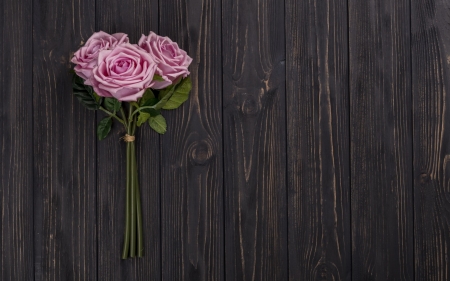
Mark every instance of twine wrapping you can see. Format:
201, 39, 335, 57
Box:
121, 134, 135, 142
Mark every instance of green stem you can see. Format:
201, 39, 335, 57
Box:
135, 160, 144, 257
127, 104, 134, 130
121, 142, 132, 259
121, 104, 135, 259
121, 104, 145, 259
129, 142, 137, 257
120, 107, 127, 121
130, 105, 154, 117
128, 106, 139, 258
130, 115, 144, 257
131, 114, 137, 135
119, 107, 128, 130
99, 107, 127, 126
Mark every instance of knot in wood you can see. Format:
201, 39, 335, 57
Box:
420, 173, 430, 183
242, 96, 260, 115
190, 140, 213, 165
313, 261, 339, 280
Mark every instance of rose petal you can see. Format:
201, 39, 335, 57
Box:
90, 43, 157, 101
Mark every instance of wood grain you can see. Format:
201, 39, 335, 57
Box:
222, 0, 287, 279
5, 0, 450, 279
32, 0, 97, 279
286, 0, 351, 279
95, 0, 161, 280
412, 0, 450, 279
159, 0, 224, 280
349, 0, 414, 279
0, 0, 33, 280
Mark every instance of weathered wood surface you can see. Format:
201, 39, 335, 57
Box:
222, 0, 288, 279
412, 0, 450, 279
349, 0, 414, 280
1, 0, 450, 280
286, 0, 351, 279
32, 0, 97, 279
0, 0, 33, 280
159, 0, 224, 280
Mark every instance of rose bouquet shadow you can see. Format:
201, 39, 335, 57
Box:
71, 31, 192, 259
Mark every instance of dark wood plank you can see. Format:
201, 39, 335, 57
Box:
412, 0, 450, 279
348, 0, 414, 279
159, 0, 223, 279
32, 0, 97, 279
286, 0, 351, 279
222, 0, 287, 279
0, 0, 33, 279
95, 1, 160, 280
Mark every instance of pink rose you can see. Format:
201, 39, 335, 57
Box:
71, 31, 129, 82
138, 32, 192, 89
91, 43, 158, 101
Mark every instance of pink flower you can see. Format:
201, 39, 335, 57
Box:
71, 31, 129, 82
91, 43, 158, 101
138, 32, 192, 89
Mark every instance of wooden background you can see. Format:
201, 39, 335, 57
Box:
2, 0, 450, 279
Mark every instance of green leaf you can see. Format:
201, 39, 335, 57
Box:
73, 89, 100, 110
158, 83, 175, 100
149, 108, 160, 116
104, 97, 121, 112
141, 107, 160, 117
139, 89, 155, 106
93, 92, 101, 103
97, 117, 112, 140
132, 81, 179, 117
153, 74, 165, 82
153, 82, 179, 110
142, 97, 158, 107
148, 115, 167, 134
72, 74, 86, 90
154, 97, 169, 110
137, 112, 150, 127
72, 74, 101, 110
139, 94, 160, 116
162, 77, 192, 109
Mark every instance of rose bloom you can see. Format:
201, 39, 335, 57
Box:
91, 43, 158, 101
138, 32, 192, 89
71, 31, 129, 82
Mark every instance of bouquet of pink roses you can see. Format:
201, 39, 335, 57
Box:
71, 31, 192, 259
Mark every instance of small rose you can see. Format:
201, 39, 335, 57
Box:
138, 32, 193, 89
71, 31, 129, 82
91, 43, 158, 101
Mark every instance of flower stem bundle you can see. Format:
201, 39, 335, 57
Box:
71, 31, 192, 259
120, 104, 144, 258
